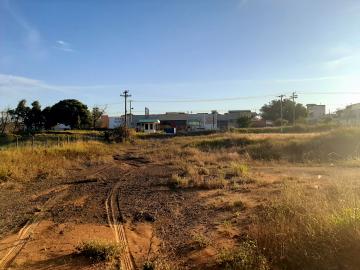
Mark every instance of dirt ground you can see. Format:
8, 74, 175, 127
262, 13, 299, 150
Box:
0, 141, 358, 269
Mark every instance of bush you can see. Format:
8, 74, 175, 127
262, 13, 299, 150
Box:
104, 127, 135, 143
76, 240, 122, 262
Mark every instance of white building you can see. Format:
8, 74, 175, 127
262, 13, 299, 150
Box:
137, 119, 160, 133
307, 104, 326, 122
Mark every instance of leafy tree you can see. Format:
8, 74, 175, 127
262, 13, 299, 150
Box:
260, 99, 307, 123
10, 99, 30, 132
50, 99, 91, 129
237, 116, 252, 128
91, 107, 105, 129
25, 101, 44, 131
42, 106, 55, 130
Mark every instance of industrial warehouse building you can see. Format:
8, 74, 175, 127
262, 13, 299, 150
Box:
101, 110, 256, 131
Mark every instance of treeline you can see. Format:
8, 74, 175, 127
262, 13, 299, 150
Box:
0, 99, 104, 135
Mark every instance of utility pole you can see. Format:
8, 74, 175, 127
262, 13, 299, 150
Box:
120, 90, 131, 127
129, 100, 134, 128
290, 92, 298, 126
278, 94, 286, 133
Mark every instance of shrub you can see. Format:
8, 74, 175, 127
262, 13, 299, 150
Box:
104, 126, 135, 143
76, 240, 122, 262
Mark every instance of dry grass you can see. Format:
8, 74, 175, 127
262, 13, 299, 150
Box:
216, 240, 269, 270
0, 141, 114, 183
187, 128, 360, 163
157, 128, 360, 269
250, 175, 360, 270
2, 128, 360, 269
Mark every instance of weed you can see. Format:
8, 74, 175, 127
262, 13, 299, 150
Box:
143, 261, 155, 270
232, 200, 246, 210
226, 163, 249, 178
191, 233, 211, 249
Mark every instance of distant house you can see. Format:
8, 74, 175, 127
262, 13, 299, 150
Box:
307, 104, 326, 122
136, 119, 160, 133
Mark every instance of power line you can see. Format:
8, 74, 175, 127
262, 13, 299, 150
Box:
290, 92, 298, 125
92, 91, 360, 108
120, 90, 131, 127
278, 94, 286, 133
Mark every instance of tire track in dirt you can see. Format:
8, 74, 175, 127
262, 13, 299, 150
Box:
0, 164, 114, 270
0, 185, 68, 269
105, 171, 136, 270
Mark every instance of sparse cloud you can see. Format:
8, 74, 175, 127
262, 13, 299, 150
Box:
2, 0, 43, 52
54, 40, 75, 52
324, 44, 360, 70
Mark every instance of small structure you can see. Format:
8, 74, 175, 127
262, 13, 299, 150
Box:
137, 119, 160, 133
307, 104, 326, 122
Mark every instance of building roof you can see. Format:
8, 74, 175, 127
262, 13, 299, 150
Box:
138, 119, 160, 123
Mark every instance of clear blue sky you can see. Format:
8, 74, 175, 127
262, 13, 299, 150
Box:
1, 0, 360, 115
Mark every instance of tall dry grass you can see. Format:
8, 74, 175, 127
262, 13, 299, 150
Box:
250, 175, 360, 270
189, 128, 360, 163
0, 141, 114, 183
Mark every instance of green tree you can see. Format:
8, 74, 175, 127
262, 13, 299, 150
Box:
26, 101, 44, 131
237, 116, 252, 128
10, 99, 30, 132
42, 106, 55, 130
260, 99, 307, 123
50, 99, 91, 129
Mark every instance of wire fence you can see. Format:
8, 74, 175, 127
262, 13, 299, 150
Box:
0, 134, 105, 150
